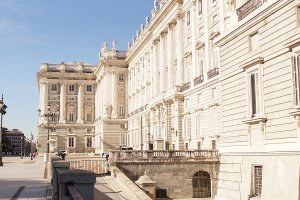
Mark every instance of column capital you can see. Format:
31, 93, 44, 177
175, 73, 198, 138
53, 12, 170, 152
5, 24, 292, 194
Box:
160, 32, 167, 38
176, 13, 184, 20
168, 23, 175, 31
40, 78, 48, 85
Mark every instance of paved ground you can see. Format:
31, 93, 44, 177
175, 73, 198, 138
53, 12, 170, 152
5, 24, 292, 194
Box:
0, 156, 50, 200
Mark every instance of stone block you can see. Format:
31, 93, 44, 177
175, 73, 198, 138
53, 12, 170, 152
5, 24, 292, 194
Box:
57, 169, 96, 200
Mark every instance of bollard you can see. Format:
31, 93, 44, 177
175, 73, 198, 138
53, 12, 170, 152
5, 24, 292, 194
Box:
52, 161, 70, 200
57, 169, 96, 200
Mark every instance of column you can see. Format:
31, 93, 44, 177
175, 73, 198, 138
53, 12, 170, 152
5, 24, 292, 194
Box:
150, 46, 154, 98
152, 41, 159, 96
40, 79, 47, 116
77, 82, 83, 124
219, 0, 225, 34
59, 82, 66, 123
160, 33, 166, 93
191, 1, 198, 84
176, 14, 184, 85
111, 71, 118, 119
167, 23, 174, 89
203, 0, 210, 80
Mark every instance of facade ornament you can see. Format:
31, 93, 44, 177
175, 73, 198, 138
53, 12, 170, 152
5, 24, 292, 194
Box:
102, 42, 108, 51
226, 0, 236, 11
146, 17, 150, 26
153, 0, 159, 11
112, 40, 116, 50
140, 24, 145, 32
160, 0, 165, 8
127, 42, 131, 50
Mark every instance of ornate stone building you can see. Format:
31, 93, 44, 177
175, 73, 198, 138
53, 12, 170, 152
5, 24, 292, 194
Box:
37, 0, 300, 198
94, 42, 128, 154
37, 62, 96, 153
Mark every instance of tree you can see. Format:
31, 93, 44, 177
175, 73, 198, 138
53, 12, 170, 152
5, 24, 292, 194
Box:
1, 127, 14, 154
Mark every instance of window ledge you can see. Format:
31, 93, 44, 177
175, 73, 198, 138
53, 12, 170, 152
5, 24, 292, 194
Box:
240, 56, 264, 70
289, 108, 300, 118
243, 117, 267, 125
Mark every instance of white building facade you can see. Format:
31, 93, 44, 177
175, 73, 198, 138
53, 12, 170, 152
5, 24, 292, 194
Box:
37, 62, 96, 153
36, 0, 300, 198
94, 42, 128, 154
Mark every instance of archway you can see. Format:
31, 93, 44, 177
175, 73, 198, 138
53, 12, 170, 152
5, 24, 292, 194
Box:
192, 171, 211, 198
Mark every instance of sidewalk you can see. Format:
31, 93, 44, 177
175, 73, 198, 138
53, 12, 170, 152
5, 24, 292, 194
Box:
0, 156, 50, 200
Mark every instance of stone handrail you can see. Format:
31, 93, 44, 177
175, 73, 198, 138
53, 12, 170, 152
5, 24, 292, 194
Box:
109, 150, 220, 162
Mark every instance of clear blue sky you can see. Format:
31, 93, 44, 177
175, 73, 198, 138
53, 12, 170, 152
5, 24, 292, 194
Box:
0, 0, 153, 138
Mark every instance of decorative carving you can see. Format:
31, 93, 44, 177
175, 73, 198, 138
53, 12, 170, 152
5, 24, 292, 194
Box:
226, 0, 236, 11
104, 104, 112, 119
154, 0, 159, 11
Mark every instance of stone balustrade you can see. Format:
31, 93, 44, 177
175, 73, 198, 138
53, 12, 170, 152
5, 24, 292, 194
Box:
109, 150, 220, 163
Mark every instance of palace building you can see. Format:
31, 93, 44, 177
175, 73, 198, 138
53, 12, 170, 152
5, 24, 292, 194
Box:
37, 0, 300, 198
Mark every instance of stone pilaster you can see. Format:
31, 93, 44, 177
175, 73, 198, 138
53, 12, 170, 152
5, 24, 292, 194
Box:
59, 82, 66, 123
77, 82, 84, 124
160, 33, 166, 93
176, 14, 184, 85
191, 1, 198, 85
167, 23, 174, 90
152, 40, 159, 96
111, 71, 118, 119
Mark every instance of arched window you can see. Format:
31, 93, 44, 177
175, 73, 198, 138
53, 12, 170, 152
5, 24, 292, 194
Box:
192, 171, 211, 198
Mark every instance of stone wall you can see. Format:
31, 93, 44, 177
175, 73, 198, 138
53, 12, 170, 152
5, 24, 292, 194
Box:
116, 161, 220, 199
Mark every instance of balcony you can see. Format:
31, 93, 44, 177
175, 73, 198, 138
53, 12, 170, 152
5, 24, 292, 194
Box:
180, 82, 191, 92
207, 68, 219, 79
236, 0, 268, 21
193, 75, 204, 86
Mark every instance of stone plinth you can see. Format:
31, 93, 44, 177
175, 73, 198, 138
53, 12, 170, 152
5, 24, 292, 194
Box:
136, 171, 157, 200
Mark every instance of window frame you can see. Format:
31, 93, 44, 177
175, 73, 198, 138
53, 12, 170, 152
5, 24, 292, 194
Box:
68, 84, 75, 93
246, 65, 264, 119
68, 137, 75, 148
86, 85, 92, 92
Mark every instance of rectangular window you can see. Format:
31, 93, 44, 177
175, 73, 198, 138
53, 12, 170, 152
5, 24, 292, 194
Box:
86, 85, 92, 92
119, 74, 124, 82
119, 105, 125, 118
248, 71, 260, 117
198, 0, 202, 15
292, 55, 300, 106
86, 138, 92, 148
249, 31, 259, 51
196, 112, 202, 136
185, 143, 189, 150
51, 84, 57, 91
86, 114, 92, 122
69, 113, 74, 122
253, 166, 263, 196
69, 84, 75, 92
68, 137, 74, 148
186, 11, 191, 26
212, 140, 216, 149
197, 142, 201, 150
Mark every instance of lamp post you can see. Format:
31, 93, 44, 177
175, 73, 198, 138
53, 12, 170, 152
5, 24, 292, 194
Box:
39, 104, 59, 154
30, 133, 33, 160
21, 135, 23, 159
0, 94, 7, 166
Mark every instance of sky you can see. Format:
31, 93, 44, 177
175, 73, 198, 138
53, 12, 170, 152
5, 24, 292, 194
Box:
0, 0, 154, 138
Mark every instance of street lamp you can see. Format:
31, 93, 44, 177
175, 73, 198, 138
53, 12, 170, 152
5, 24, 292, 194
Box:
38, 104, 59, 154
0, 94, 7, 166
30, 133, 33, 160
21, 135, 23, 159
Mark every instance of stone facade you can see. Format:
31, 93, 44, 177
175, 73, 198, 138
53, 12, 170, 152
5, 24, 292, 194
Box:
37, 62, 96, 153
94, 43, 128, 154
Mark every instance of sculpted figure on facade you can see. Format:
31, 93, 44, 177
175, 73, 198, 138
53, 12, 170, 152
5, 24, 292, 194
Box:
112, 40, 116, 50
226, 0, 236, 11
104, 104, 112, 119
153, 0, 159, 11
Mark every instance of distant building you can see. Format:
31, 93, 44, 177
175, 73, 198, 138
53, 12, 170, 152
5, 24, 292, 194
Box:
6, 129, 25, 155
36, 62, 96, 153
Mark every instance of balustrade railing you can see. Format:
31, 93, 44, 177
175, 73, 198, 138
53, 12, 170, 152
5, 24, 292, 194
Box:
193, 75, 204, 86
236, 0, 268, 21
110, 150, 219, 162
207, 68, 219, 79
180, 82, 191, 92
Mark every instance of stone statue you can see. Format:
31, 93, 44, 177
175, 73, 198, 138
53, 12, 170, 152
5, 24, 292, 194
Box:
112, 40, 116, 50
104, 104, 112, 118
145, 17, 150, 26
102, 42, 108, 51
226, 0, 236, 11
140, 24, 144, 32
153, 0, 159, 11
